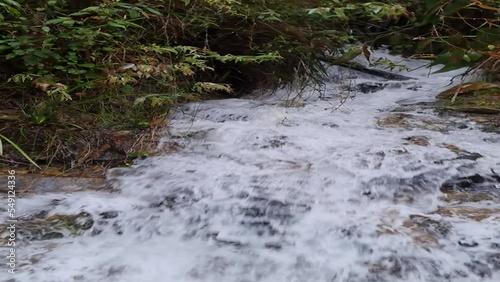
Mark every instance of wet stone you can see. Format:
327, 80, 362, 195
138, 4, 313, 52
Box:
367, 256, 418, 279
256, 135, 288, 149
321, 122, 339, 128
238, 197, 310, 237
2, 175, 108, 194
403, 135, 429, 146
40, 231, 65, 240
483, 136, 500, 143
365, 173, 443, 197
99, 211, 119, 219
153, 188, 199, 209
435, 206, 500, 221
458, 238, 479, 247
0, 211, 94, 242
398, 215, 449, 247
408, 215, 451, 237
491, 243, 500, 249
354, 82, 387, 94
465, 260, 492, 278
486, 253, 500, 270
264, 242, 282, 250
440, 173, 500, 202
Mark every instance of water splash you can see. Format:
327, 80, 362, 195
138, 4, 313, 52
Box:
3, 50, 500, 282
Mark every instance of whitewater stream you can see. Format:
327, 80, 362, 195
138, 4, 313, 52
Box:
2, 51, 500, 282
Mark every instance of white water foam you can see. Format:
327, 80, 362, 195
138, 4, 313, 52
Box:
3, 50, 500, 282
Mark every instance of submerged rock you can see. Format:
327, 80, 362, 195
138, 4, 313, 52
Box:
435, 206, 500, 221
440, 173, 500, 202
0, 212, 94, 243
403, 135, 429, 146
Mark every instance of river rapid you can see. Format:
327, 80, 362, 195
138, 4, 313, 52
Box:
2, 50, 500, 282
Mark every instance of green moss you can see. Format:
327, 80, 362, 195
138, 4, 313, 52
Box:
445, 87, 500, 114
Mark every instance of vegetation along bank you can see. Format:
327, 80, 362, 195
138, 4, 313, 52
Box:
0, 0, 498, 174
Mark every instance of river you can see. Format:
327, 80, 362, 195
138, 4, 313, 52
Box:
2, 50, 500, 282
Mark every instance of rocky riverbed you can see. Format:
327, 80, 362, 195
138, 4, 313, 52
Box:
1, 50, 499, 282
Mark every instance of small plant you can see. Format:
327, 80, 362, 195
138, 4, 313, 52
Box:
0, 134, 41, 169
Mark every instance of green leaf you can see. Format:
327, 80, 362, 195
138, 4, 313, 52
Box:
141, 5, 162, 15
77, 63, 97, 68
5, 53, 17, 59
46, 17, 70, 25
108, 21, 126, 29
432, 60, 470, 73
62, 20, 75, 26
0, 134, 41, 169
42, 26, 50, 32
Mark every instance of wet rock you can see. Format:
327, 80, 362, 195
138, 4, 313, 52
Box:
238, 197, 310, 237
403, 136, 429, 146
40, 232, 65, 240
355, 82, 387, 93
379, 113, 442, 131
377, 113, 412, 128
486, 253, 500, 270
484, 136, 500, 143
339, 63, 414, 81
2, 175, 108, 194
434, 144, 483, 164
214, 234, 246, 247
340, 225, 360, 238
241, 206, 266, 217
491, 243, 500, 249
440, 173, 500, 202
278, 99, 306, 108
458, 238, 479, 247
257, 135, 288, 149
99, 211, 119, 219
216, 113, 249, 122
112, 221, 123, 235
153, 188, 199, 209
468, 114, 500, 133
407, 215, 451, 237
240, 220, 278, 236
392, 101, 437, 112
465, 260, 492, 278
440, 143, 475, 156
367, 256, 418, 279
393, 194, 414, 204
91, 229, 103, 236
435, 206, 500, 221
398, 215, 449, 247
264, 242, 282, 250
436, 82, 500, 99
366, 173, 443, 197
321, 122, 339, 128
0, 211, 94, 242
438, 83, 500, 115
47, 212, 94, 231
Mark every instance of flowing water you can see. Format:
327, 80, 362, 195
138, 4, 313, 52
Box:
2, 51, 500, 282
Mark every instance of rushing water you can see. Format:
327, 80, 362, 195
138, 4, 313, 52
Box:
2, 51, 500, 282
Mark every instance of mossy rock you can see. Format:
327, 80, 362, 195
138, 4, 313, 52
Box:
437, 83, 500, 114
0, 212, 94, 242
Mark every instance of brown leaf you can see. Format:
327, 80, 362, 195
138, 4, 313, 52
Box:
436, 82, 500, 99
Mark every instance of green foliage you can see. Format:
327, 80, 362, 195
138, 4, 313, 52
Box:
418, 0, 500, 77
1, 0, 413, 128
365, 0, 500, 79
0, 0, 423, 168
